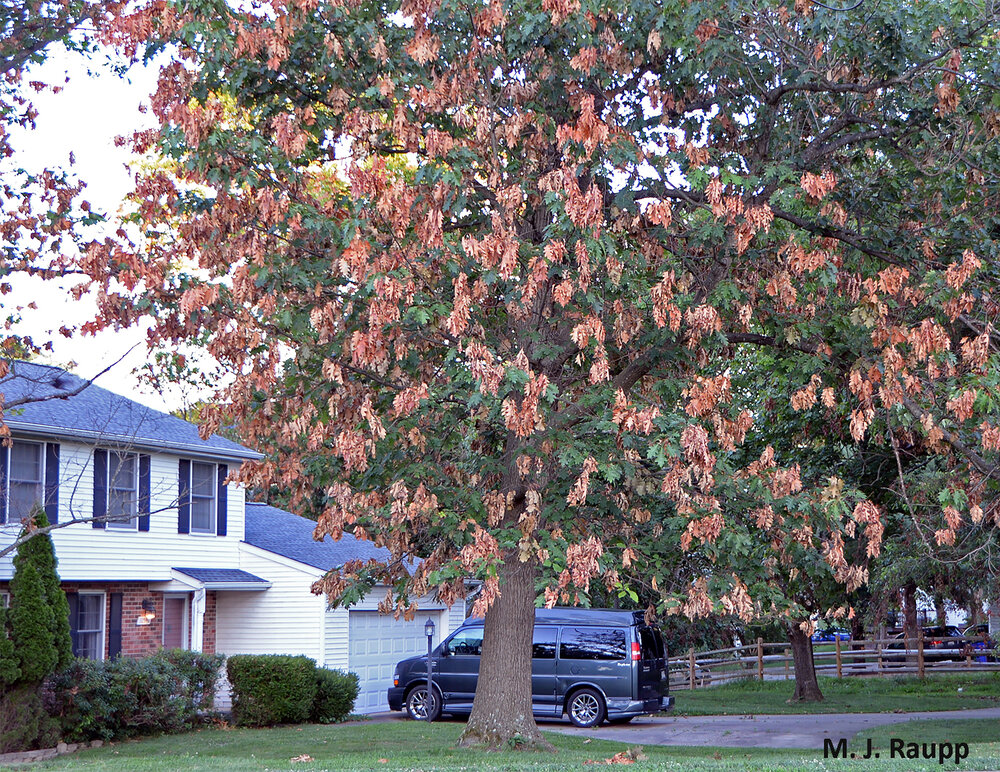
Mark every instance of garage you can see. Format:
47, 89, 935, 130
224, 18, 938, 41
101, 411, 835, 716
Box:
348, 609, 445, 713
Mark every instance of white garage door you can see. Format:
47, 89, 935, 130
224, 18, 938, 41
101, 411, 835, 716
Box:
348, 610, 443, 713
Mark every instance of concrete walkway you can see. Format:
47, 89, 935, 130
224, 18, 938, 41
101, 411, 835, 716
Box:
546, 708, 1000, 749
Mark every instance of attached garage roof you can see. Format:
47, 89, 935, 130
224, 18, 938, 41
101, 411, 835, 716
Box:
172, 567, 271, 589
244, 502, 407, 572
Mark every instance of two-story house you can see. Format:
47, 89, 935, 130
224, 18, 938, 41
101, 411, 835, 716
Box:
0, 361, 463, 712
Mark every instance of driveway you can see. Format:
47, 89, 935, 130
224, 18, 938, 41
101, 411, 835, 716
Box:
547, 708, 1000, 749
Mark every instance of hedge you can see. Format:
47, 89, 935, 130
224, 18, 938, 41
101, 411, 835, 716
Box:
46, 650, 225, 742
226, 654, 318, 726
312, 669, 359, 724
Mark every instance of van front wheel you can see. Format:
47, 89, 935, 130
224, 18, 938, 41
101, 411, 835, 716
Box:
567, 688, 606, 728
405, 685, 442, 722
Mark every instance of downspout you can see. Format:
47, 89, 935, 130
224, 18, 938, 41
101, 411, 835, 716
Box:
191, 587, 206, 652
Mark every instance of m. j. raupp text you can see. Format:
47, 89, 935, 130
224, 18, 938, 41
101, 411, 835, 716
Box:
824, 738, 971, 764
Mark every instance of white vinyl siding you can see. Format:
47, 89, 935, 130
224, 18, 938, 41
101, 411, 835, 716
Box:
0, 442, 247, 581
106, 452, 139, 530
215, 545, 326, 664
8, 441, 44, 521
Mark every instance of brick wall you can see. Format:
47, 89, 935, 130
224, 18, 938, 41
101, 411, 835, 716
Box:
1, 581, 196, 660
63, 582, 174, 659
203, 591, 217, 654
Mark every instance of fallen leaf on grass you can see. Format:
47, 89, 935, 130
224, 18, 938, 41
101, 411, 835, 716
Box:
378, 760, 388, 764
584, 747, 647, 765
290, 754, 314, 763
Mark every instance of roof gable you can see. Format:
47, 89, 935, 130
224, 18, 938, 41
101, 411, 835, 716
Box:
0, 361, 260, 460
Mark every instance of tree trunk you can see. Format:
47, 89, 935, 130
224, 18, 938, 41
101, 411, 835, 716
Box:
968, 599, 981, 627
787, 622, 823, 702
902, 581, 918, 639
458, 556, 552, 750
934, 595, 947, 627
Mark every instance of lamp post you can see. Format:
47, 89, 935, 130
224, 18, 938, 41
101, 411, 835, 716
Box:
424, 617, 436, 722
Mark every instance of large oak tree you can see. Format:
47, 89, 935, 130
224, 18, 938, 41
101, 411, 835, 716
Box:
93, 0, 999, 745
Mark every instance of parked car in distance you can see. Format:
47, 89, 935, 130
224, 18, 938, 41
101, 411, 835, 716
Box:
963, 624, 997, 661
886, 626, 965, 662
388, 608, 674, 728
811, 627, 851, 643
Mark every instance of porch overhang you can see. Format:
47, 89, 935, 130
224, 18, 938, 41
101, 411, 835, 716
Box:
170, 567, 272, 591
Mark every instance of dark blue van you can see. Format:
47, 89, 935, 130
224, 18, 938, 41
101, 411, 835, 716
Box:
388, 608, 673, 727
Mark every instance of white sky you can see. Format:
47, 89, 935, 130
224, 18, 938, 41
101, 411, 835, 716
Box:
7, 46, 194, 411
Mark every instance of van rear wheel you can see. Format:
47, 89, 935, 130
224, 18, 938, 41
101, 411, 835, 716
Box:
567, 688, 606, 728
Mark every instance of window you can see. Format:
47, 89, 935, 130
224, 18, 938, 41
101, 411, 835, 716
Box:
70, 593, 105, 660
106, 452, 138, 529
532, 626, 557, 659
638, 627, 664, 661
559, 627, 627, 661
8, 441, 43, 520
445, 629, 484, 656
0, 592, 9, 608
190, 462, 216, 534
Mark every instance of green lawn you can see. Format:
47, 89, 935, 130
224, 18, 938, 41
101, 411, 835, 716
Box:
674, 673, 1000, 715
6, 719, 999, 772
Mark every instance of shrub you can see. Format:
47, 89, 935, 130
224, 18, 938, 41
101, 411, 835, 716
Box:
9, 561, 57, 683
46, 659, 115, 742
152, 648, 225, 712
311, 669, 359, 724
226, 654, 318, 726
47, 651, 225, 742
0, 685, 60, 754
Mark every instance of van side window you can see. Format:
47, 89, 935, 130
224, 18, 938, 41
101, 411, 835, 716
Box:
532, 626, 557, 659
446, 629, 484, 656
559, 627, 626, 661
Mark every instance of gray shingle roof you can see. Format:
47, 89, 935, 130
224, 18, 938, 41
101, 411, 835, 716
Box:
0, 361, 260, 461
172, 567, 270, 585
244, 502, 408, 572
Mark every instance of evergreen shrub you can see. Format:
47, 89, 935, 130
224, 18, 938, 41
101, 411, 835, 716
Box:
226, 654, 318, 726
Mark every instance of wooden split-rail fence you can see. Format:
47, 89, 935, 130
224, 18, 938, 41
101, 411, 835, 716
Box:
668, 636, 1000, 690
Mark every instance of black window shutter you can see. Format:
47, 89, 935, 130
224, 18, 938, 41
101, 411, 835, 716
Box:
67, 593, 80, 656
178, 459, 190, 534
108, 593, 123, 658
216, 464, 228, 537
0, 445, 7, 525
92, 450, 107, 529
138, 455, 151, 532
45, 443, 60, 524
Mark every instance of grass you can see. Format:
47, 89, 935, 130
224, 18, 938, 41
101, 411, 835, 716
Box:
674, 672, 1000, 715
854, 718, 1000, 749
6, 719, 1000, 772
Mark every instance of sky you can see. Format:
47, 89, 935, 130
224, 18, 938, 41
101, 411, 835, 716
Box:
8, 45, 190, 411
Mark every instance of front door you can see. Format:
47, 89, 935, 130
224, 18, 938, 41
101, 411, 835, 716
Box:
163, 596, 188, 649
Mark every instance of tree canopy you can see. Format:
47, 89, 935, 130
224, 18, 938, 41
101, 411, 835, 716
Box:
87, 0, 1000, 746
